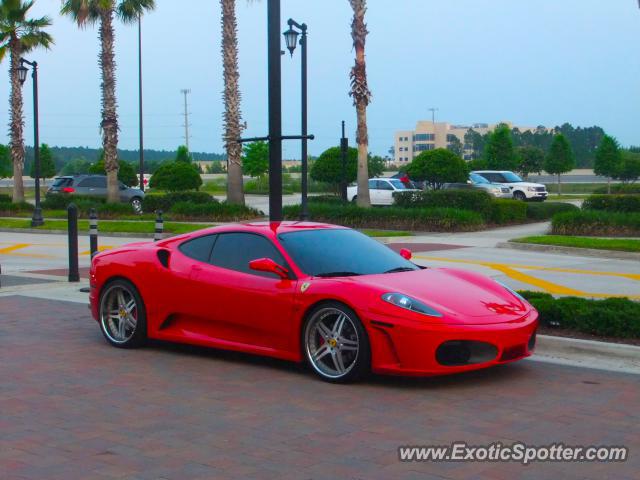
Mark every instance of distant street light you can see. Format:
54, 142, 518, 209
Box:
18, 58, 43, 227
283, 18, 309, 220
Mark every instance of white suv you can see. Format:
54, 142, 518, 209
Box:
472, 170, 548, 201
347, 178, 419, 205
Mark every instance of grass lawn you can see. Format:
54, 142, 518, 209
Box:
0, 218, 412, 238
512, 235, 640, 253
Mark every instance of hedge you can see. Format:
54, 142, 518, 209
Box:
0, 201, 34, 214
593, 184, 640, 195
0, 193, 11, 203
394, 189, 494, 215
552, 210, 640, 237
169, 201, 261, 221
525, 202, 579, 220
41, 194, 106, 210
308, 195, 345, 205
582, 194, 640, 213
142, 192, 215, 213
284, 203, 484, 231
519, 291, 640, 339
488, 199, 527, 224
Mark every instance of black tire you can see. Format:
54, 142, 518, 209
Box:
351, 195, 358, 204
98, 279, 147, 349
302, 301, 370, 383
513, 191, 527, 201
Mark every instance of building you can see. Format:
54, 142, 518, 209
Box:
394, 121, 537, 164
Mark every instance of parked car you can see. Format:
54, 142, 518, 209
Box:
347, 178, 419, 206
443, 173, 512, 198
472, 170, 548, 201
47, 175, 145, 212
90, 222, 538, 382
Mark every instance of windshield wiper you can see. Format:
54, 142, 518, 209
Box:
315, 271, 362, 278
383, 267, 417, 274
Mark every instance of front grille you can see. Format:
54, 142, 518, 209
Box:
500, 344, 527, 362
436, 340, 498, 366
535, 187, 546, 192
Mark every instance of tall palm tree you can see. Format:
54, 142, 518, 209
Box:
0, 0, 53, 203
348, 0, 371, 207
60, 0, 154, 202
221, 0, 244, 205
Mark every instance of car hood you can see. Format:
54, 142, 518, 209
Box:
504, 181, 545, 188
353, 268, 531, 324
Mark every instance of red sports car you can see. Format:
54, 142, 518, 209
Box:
89, 222, 538, 382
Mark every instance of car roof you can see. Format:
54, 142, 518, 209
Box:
175, 221, 347, 239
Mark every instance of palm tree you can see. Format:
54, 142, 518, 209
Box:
60, 0, 155, 202
348, 0, 371, 207
0, 0, 53, 203
221, 0, 244, 205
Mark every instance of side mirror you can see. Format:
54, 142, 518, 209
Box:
249, 257, 289, 279
399, 248, 412, 260
466, 179, 472, 184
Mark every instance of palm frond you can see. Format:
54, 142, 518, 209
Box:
60, 0, 101, 26
116, 0, 155, 23
20, 30, 53, 51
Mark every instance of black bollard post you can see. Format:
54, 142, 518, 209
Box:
89, 208, 98, 258
154, 210, 164, 242
68, 203, 80, 282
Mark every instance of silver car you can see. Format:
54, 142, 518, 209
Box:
47, 175, 145, 212
443, 173, 512, 198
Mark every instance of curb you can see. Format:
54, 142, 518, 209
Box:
534, 334, 640, 374
0, 227, 161, 239
497, 241, 640, 261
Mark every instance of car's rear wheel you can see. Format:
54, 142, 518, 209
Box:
351, 195, 357, 203
99, 279, 147, 348
513, 191, 527, 201
130, 197, 143, 214
303, 302, 370, 383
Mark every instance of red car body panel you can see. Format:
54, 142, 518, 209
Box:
89, 222, 537, 376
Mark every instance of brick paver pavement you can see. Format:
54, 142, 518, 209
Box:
1, 295, 639, 480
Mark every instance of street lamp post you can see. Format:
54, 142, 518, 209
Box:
18, 58, 43, 227
138, 15, 145, 191
283, 18, 308, 220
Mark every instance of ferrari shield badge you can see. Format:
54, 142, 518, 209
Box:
301, 282, 311, 293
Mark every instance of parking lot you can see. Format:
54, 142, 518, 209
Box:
1, 294, 639, 479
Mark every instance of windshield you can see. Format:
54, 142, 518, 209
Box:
469, 173, 489, 184
388, 179, 408, 190
502, 172, 523, 182
278, 229, 419, 277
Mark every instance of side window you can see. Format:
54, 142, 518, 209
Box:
483, 173, 498, 183
368, 179, 377, 190
77, 177, 107, 188
179, 234, 217, 263
378, 181, 393, 191
210, 233, 286, 279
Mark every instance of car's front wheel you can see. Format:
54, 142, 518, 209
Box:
513, 191, 527, 201
99, 279, 147, 348
303, 302, 370, 383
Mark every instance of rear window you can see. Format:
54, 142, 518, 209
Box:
52, 178, 72, 188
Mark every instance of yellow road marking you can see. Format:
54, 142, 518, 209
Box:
414, 254, 640, 299
80, 246, 114, 256
0, 243, 31, 254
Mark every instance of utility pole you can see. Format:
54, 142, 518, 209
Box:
428, 107, 438, 125
180, 88, 191, 150
138, 15, 144, 191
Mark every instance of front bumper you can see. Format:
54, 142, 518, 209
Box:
527, 191, 548, 200
367, 312, 538, 376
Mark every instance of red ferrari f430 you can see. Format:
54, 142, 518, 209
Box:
89, 222, 537, 382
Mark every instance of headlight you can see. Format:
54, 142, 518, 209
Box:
527, 187, 536, 192
381, 293, 443, 317
495, 281, 528, 303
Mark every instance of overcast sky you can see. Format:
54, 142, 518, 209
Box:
1, 0, 639, 158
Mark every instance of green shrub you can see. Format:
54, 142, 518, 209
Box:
593, 184, 640, 194
518, 291, 640, 338
149, 161, 202, 191
525, 202, 579, 220
96, 203, 134, 217
0, 201, 34, 214
283, 203, 484, 231
405, 149, 469, 189
308, 195, 345, 205
582, 194, 640, 213
552, 210, 640, 236
0, 193, 11, 202
394, 189, 493, 215
142, 192, 215, 213
41, 194, 105, 210
488, 199, 527, 224
169, 201, 261, 221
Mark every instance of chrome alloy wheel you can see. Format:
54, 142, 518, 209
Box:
305, 307, 360, 379
100, 284, 138, 344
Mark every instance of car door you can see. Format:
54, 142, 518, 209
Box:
190, 232, 299, 353
77, 176, 107, 198
377, 179, 395, 205
368, 179, 381, 204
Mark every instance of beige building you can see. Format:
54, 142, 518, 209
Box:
394, 121, 537, 164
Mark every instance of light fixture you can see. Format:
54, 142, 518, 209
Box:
283, 26, 299, 56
